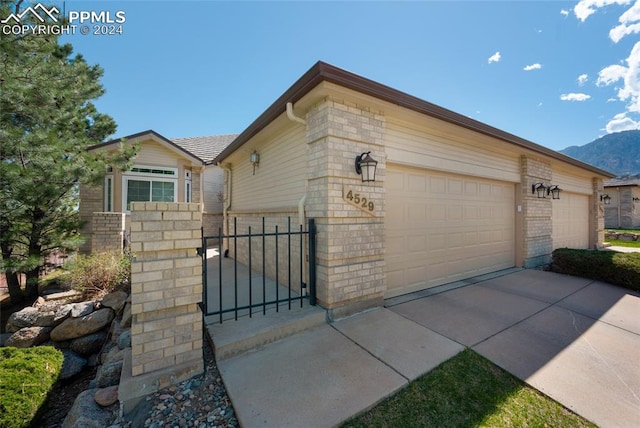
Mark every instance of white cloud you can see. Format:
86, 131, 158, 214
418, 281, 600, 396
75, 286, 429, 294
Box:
577, 74, 589, 85
560, 93, 592, 101
597, 41, 640, 112
607, 97, 618, 102
605, 112, 640, 132
561, 9, 570, 16
524, 63, 542, 71
538, 102, 543, 107
488, 51, 501, 64
574, 0, 631, 22
609, 0, 640, 42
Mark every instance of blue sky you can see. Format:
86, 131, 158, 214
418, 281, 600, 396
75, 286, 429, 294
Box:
50, 0, 640, 151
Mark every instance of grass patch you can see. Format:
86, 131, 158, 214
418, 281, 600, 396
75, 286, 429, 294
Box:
0, 346, 64, 428
342, 350, 594, 428
606, 228, 640, 234
551, 248, 640, 292
606, 239, 640, 248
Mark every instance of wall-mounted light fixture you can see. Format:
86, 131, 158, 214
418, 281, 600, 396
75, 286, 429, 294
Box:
547, 185, 562, 200
355, 151, 378, 182
250, 151, 260, 175
531, 182, 547, 198
601, 194, 612, 205
633, 197, 640, 202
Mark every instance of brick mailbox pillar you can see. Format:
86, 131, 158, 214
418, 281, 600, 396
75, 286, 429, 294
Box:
122, 202, 203, 411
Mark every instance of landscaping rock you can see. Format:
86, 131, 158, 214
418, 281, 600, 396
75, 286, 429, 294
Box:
70, 331, 108, 356
5, 326, 51, 348
54, 304, 73, 324
6, 307, 40, 332
62, 388, 115, 428
70, 301, 94, 318
59, 350, 88, 380
51, 308, 114, 341
117, 330, 131, 350
94, 360, 123, 388
102, 346, 125, 365
94, 385, 119, 407
120, 302, 132, 328
100, 291, 127, 314
44, 289, 83, 303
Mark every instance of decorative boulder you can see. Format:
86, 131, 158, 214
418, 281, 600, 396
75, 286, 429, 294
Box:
59, 350, 88, 380
6, 307, 40, 332
5, 327, 51, 348
120, 302, 132, 328
53, 304, 73, 325
94, 360, 123, 388
70, 302, 95, 318
100, 291, 128, 314
94, 385, 119, 407
70, 331, 108, 356
117, 330, 131, 350
51, 308, 114, 342
62, 388, 115, 428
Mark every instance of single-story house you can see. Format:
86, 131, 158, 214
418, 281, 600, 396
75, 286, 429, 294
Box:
212, 61, 614, 317
603, 177, 640, 228
79, 130, 236, 253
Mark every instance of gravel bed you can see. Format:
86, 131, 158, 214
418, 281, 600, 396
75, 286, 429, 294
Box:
113, 339, 238, 428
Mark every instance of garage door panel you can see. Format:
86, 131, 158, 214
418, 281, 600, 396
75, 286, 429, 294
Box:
385, 164, 515, 298
552, 193, 589, 250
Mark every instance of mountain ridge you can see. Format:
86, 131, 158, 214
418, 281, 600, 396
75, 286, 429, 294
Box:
560, 130, 640, 177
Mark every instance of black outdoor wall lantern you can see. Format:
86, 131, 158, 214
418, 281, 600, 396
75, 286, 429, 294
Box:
531, 182, 547, 198
633, 197, 640, 202
547, 185, 561, 200
601, 194, 612, 205
355, 152, 378, 182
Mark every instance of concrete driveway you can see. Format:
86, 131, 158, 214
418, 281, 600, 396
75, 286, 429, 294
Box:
216, 269, 640, 427
390, 269, 640, 428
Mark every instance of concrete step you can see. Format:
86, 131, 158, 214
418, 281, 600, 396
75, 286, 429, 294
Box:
205, 303, 327, 361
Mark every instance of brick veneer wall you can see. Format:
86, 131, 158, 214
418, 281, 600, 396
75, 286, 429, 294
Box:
593, 178, 605, 246
129, 202, 203, 381
91, 212, 126, 253
203, 212, 223, 237
521, 156, 552, 267
306, 98, 386, 318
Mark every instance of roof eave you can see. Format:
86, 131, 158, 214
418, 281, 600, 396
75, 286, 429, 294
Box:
213, 61, 615, 178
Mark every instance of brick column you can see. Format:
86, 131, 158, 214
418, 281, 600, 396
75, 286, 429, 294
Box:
306, 98, 386, 319
128, 202, 203, 386
78, 183, 103, 254
91, 212, 126, 253
521, 156, 552, 267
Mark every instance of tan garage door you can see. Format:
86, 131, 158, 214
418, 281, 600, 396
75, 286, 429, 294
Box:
552, 192, 590, 249
385, 164, 515, 298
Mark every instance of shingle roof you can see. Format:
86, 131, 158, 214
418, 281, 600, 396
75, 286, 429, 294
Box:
604, 176, 640, 187
172, 134, 238, 164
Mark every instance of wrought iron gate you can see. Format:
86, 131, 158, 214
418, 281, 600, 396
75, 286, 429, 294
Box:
201, 217, 316, 323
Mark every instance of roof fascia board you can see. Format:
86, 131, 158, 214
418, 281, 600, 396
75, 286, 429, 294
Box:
214, 61, 614, 178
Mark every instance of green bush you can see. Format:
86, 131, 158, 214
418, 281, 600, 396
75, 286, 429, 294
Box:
65, 250, 131, 298
0, 347, 64, 428
551, 248, 640, 292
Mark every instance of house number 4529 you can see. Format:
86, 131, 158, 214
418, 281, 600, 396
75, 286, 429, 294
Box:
345, 190, 375, 212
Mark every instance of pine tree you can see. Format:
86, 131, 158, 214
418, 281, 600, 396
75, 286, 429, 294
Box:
0, 1, 136, 303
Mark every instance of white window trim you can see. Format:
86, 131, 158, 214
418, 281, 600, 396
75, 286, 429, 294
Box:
185, 170, 192, 204
122, 165, 178, 212
104, 175, 114, 212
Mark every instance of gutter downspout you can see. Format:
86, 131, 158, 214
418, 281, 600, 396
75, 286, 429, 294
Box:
287, 101, 309, 293
219, 163, 232, 255
286, 102, 306, 126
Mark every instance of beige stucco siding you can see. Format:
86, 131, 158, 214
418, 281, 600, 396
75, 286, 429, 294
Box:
385, 115, 521, 183
551, 168, 593, 195
228, 123, 306, 212
203, 165, 224, 213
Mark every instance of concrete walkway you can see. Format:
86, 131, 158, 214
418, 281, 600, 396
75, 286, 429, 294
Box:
214, 269, 640, 428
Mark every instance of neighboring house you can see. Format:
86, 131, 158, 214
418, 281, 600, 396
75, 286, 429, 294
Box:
79, 130, 236, 253
212, 61, 614, 315
603, 177, 640, 228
